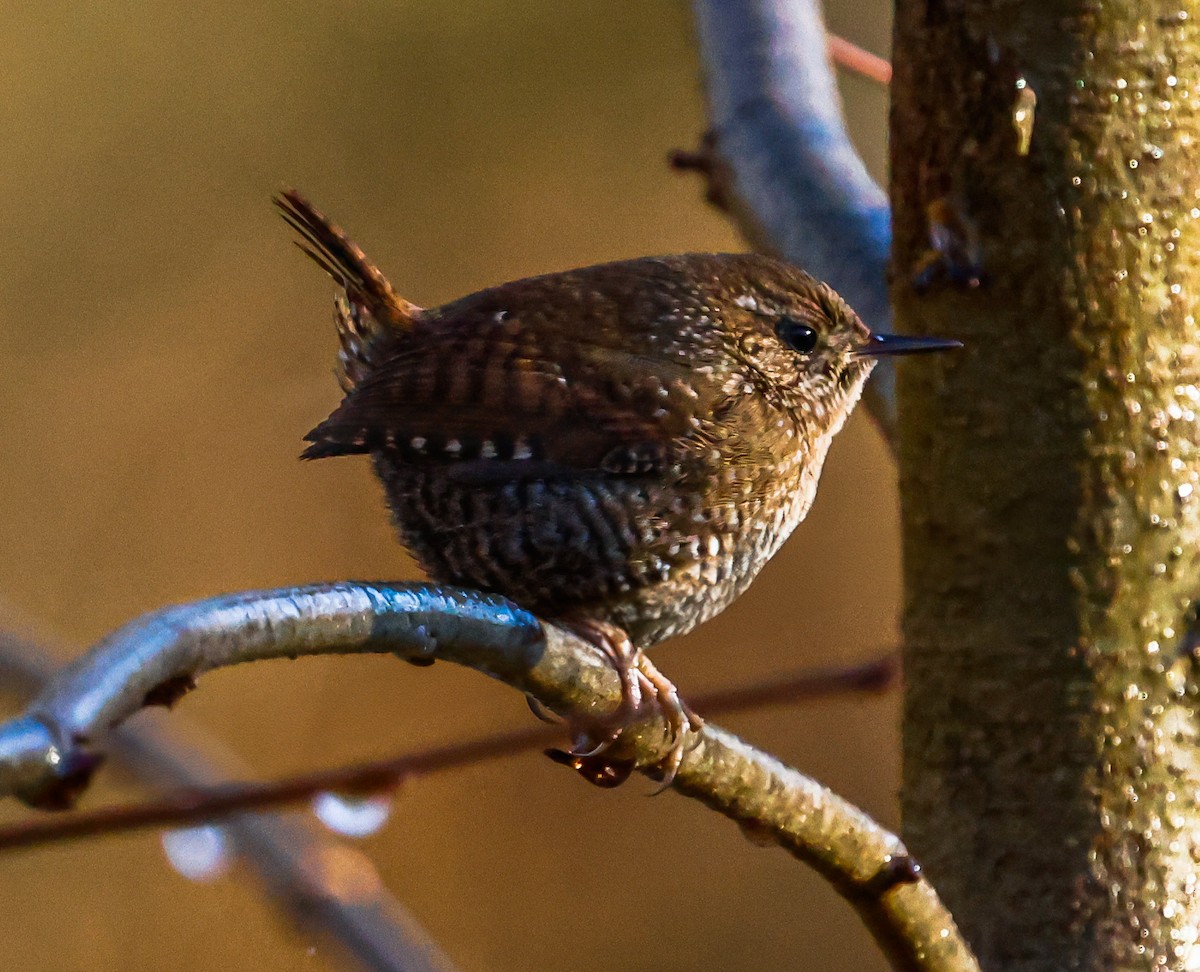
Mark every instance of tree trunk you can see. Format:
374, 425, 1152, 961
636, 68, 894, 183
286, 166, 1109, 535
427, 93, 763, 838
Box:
892, 1, 1200, 969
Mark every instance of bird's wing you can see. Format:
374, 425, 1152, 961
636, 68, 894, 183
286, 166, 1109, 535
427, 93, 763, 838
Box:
301, 328, 723, 483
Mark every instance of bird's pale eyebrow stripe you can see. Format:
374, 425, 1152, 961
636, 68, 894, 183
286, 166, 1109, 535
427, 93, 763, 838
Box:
732, 292, 825, 320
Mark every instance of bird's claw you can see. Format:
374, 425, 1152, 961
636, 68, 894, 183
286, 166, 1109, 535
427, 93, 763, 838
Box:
525, 693, 560, 725
558, 619, 702, 790
568, 729, 620, 759
636, 653, 703, 792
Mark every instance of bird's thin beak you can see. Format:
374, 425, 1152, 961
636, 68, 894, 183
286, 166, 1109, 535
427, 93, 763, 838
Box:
851, 333, 963, 358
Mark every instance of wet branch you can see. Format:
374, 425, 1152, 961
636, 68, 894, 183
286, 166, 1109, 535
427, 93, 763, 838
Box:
0, 582, 976, 972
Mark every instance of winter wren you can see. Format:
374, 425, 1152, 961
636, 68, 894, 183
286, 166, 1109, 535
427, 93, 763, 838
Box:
279, 191, 956, 772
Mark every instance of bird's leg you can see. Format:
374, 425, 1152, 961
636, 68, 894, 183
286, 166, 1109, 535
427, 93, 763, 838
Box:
560, 618, 644, 726
557, 618, 702, 787
632, 651, 704, 789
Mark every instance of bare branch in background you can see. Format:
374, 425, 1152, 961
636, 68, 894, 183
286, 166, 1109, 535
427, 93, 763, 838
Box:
827, 34, 893, 87
683, 0, 897, 444
0, 656, 897, 851
0, 622, 459, 972
0, 583, 976, 971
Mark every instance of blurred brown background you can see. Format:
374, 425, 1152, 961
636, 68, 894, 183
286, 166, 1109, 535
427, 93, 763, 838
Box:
0, 2, 896, 969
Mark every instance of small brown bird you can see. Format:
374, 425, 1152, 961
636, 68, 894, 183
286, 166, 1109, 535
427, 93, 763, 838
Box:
278, 191, 956, 777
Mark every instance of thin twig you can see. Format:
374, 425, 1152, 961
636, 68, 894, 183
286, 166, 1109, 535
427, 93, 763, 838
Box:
0, 656, 897, 852
687, 0, 897, 445
0, 582, 975, 971
0, 725, 550, 852
827, 34, 893, 86
0, 621, 460, 972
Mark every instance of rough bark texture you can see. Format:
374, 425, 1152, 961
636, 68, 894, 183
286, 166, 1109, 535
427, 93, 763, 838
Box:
892, 1, 1200, 969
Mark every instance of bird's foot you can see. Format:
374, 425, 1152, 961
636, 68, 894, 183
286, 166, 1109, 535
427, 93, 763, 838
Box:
563, 618, 644, 718
633, 650, 704, 790
557, 619, 703, 789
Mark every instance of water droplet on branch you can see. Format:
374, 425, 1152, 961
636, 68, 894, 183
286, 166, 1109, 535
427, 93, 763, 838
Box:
1012, 78, 1037, 156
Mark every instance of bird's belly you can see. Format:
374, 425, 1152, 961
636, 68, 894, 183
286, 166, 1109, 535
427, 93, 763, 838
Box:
601, 469, 816, 645
374, 453, 814, 647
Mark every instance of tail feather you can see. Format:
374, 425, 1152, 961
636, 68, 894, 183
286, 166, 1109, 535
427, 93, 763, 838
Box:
331, 293, 374, 393
276, 189, 421, 392
300, 417, 369, 460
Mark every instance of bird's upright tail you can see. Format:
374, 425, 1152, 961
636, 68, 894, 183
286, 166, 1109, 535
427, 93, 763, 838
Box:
275, 189, 421, 392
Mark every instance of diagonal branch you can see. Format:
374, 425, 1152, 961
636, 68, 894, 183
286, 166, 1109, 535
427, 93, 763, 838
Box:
684, 0, 896, 444
0, 582, 977, 972
0, 623, 459, 972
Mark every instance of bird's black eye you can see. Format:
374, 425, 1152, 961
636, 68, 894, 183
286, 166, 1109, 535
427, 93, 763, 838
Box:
776, 317, 819, 354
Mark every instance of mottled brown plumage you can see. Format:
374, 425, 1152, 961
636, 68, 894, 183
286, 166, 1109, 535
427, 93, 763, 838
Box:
278, 191, 955, 769
278, 189, 957, 648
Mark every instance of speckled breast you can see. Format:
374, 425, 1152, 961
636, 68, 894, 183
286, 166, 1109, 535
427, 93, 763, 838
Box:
372, 431, 822, 648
